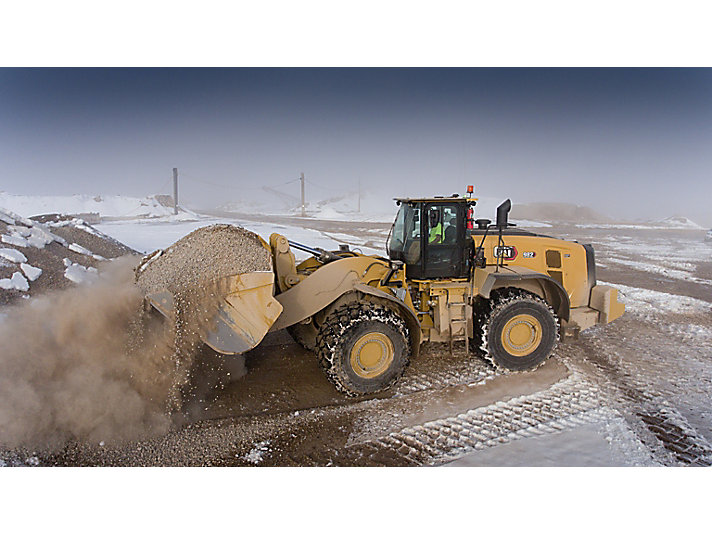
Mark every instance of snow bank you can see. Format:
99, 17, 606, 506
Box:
656, 216, 704, 230
0, 192, 197, 220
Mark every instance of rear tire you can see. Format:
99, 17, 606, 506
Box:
315, 302, 410, 396
480, 290, 558, 371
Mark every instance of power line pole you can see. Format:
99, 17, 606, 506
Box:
358, 178, 361, 213
173, 167, 178, 215
300, 172, 306, 217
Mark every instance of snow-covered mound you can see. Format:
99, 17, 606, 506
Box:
0, 192, 197, 221
0, 207, 135, 305
655, 216, 703, 230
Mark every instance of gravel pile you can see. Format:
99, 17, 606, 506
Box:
135, 224, 271, 295
33, 213, 136, 259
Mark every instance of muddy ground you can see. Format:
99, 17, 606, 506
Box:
2, 220, 711, 466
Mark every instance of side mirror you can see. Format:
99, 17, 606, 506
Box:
496, 199, 511, 228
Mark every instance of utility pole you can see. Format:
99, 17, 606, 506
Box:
300, 172, 306, 217
358, 178, 361, 213
173, 167, 178, 215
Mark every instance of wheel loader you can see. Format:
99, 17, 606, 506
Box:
143, 188, 625, 396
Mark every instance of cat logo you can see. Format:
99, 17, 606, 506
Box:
522, 251, 536, 258
493, 245, 517, 260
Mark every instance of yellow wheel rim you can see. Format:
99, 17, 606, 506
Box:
500, 313, 543, 357
349, 332, 395, 379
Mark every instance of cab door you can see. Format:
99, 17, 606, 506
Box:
422, 203, 467, 278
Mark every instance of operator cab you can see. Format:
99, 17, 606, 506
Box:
388, 195, 474, 279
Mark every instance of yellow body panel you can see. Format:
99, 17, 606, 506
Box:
472, 234, 591, 308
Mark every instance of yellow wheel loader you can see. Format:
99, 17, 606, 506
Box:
144, 189, 624, 396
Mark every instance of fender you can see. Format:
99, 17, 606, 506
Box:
475, 266, 571, 321
352, 282, 422, 357
267, 254, 422, 357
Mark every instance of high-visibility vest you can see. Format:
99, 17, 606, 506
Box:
429, 222, 442, 243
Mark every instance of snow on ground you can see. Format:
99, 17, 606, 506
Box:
1, 234, 28, 247
0, 271, 29, 291
67, 242, 105, 260
577, 218, 705, 230
0, 192, 198, 220
606, 257, 712, 285
656, 216, 705, 230
20, 263, 42, 281
0, 248, 27, 263
603, 281, 712, 316
594, 234, 712, 260
62, 258, 98, 284
513, 219, 552, 228
97, 216, 385, 259
244, 440, 272, 465
445, 418, 653, 467
221, 188, 399, 223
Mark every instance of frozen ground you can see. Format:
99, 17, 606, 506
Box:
1, 205, 710, 466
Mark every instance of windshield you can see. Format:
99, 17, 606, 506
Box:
388, 204, 421, 264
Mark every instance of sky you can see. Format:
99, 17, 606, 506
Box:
1, 68, 711, 225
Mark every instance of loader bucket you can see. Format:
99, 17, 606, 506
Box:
146, 271, 283, 355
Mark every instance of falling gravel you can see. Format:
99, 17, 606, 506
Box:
134, 224, 272, 413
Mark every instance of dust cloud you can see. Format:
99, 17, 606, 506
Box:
0, 224, 270, 452
0, 258, 180, 450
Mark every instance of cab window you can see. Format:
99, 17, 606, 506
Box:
388, 203, 421, 265
428, 205, 458, 245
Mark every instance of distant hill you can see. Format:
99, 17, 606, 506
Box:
510, 202, 611, 224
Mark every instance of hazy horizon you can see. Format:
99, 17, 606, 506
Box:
1, 68, 711, 225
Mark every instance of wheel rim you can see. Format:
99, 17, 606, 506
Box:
500, 313, 543, 357
350, 332, 395, 379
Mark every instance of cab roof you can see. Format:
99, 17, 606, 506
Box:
394, 195, 477, 204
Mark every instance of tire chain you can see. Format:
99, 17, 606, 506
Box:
315, 301, 410, 396
478, 288, 560, 371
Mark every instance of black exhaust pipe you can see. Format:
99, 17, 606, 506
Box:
496, 199, 511, 229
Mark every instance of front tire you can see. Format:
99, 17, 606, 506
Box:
315, 302, 410, 396
481, 290, 558, 371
